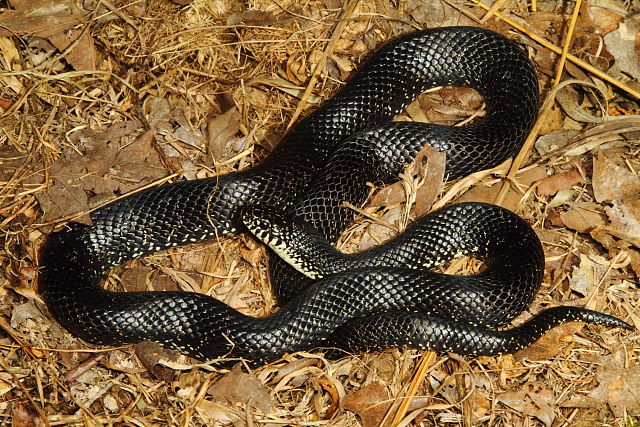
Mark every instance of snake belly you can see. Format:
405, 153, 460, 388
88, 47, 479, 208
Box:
38, 26, 630, 365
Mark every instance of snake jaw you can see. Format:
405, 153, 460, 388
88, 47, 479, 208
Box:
241, 206, 336, 280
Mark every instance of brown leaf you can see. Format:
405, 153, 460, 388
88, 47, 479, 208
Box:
414, 146, 446, 217
207, 364, 275, 413
559, 202, 607, 233
496, 385, 556, 426
588, 3, 625, 35
342, 382, 391, 427
48, 27, 96, 70
369, 144, 445, 213
605, 199, 640, 248
207, 107, 242, 161
603, 17, 640, 80
226, 10, 278, 26
35, 122, 167, 223
592, 150, 640, 202
11, 401, 45, 427
120, 266, 180, 293
0, 0, 85, 38
562, 350, 640, 417
537, 170, 584, 196
514, 323, 583, 361
134, 341, 179, 381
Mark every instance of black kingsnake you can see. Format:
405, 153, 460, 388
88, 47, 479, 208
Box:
39, 26, 632, 365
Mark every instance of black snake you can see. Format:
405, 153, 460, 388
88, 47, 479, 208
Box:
39, 26, 632, 365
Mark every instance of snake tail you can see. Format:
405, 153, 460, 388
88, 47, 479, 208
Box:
327, 306, 634, 357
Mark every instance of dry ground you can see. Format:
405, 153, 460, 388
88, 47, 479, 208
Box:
0, 0, 639, 425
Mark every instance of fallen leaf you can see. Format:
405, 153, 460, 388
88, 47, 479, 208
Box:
35, 122, 167, 223
592, 150, 640, 202
119, 266, 180, 293
207, 107, 242, 161
226, 10, 279, 26
559, 202, 607, 233
537, 169, 584, 196
10, 301, 49, 330
535, 130, 579, 156
370, 144, 445, 215
135, 341, 179, 381
514, 323, 583, 361
357, 206, 403, 251
48, 27, 96, 71
588, 1, 625, 35
570, 254, 608, 297
0, 0, 85, 38
342, 382, 391, 427
0, 0, 94, 70
605, 199, 640, 248
603, 15, 640, 80
11, 401, 45, 427
195, 399, 241, 423
207, 364, 275, 413
496, 385, 555, 426
562, 349, 640, 417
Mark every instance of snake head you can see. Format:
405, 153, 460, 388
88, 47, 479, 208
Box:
240, 205, 337, 279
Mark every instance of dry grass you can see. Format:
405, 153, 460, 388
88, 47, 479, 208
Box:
0, 0, 638, 425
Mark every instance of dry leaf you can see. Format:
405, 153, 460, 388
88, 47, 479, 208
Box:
342, 382, 391, 427
562, 350, 640, 417
0, 0, 85, 38
559, 202, 607, 233
535, 130, 579, 156
35, 122, 167, 223
11, 401, 45, 427
537, 170, 584, 196
496, 385, 555, 426
226, 10, 279, 26
570, 253, 608, 297
592, 150, 640, 202
603, 16, 640, 80
48, 27, 96, 71
195, 399, 241, 423
605, 199, 640, 247
0, 0, 94, 70
588, 2, 625, 35
208, 107, 242, 161
134, 341, 179, 381
207, 364, 275, 413
514, 323, 583, 361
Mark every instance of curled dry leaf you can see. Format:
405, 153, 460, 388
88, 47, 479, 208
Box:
134, 341, 179, 381
535, 130, 580, 156
11, 401, 45, 427
10, 301, 49, 330
369, 144, 445, 211
514, 322, 583, 361
570, 253, 609, 297
603, 15, 640, 80
587, 1, 626, 35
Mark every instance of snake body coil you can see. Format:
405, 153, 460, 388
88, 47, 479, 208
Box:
39, 27, 632, 365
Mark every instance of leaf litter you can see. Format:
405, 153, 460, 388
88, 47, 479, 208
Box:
0, 0, 639, 425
